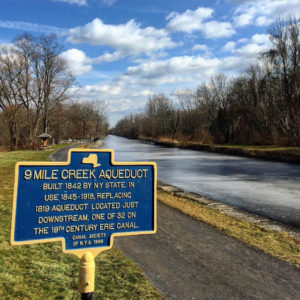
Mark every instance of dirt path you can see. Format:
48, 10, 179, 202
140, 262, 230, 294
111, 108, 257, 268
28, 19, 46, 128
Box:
51, 147, 300, 300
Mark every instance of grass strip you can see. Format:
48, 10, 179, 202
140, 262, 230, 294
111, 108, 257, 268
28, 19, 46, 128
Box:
140, 136, 300, 163
0, 146, 162, 300
157, 189, 300, 267
155, 137, 300, 153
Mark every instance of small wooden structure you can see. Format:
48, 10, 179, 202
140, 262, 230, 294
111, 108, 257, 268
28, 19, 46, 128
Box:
38, 133, 52, 148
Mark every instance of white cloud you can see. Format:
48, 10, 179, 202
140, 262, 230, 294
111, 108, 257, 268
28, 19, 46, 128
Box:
234, 13, 254, 27
236, 44, 263, 56
0, 20, 64, 33
166, 7, 235, 38
222, 34, 271, 56
251, 34, 269, 45
166, 7, 213, 33
237, 38, 248, 44
222, 41, 236, 52
60, 48, 130, 76
131, 89, 152, 97
123, 55, 221, 86
64, 18, 176, 57
236, 34, 271, 56
54, 0, 87, 6
234, 0, 300, 27
219, 33, 272, 73
108, 99, 132, 113
85, 84, 121, 95
60, 49, 92, 75
192, 44, 209, 52
92, 51, 123, 64
202, 21, 235, 38
256, 16, 273, 26
191, 44, 211, 57
218, 34, 272, 74
220, 55, 253, 72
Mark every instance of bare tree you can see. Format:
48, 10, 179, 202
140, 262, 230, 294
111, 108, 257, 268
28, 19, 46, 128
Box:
176, 90, 195, 138
0, 33, 76, 149
151, 94, 180, 140
92, 99, 108, 139
262, 17, 300, 145
0, 46, 24, 149
13, 34, 40, 145
35, 34, 75, 134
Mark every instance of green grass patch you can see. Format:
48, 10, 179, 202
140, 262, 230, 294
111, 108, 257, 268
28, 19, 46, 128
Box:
0, 146, 162, 300
158, 189, 300, 267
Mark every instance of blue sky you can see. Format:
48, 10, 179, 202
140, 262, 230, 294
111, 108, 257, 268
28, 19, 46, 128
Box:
0, 0, 299, 125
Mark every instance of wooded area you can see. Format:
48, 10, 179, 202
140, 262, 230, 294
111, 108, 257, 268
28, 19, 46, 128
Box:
113, 18, 300, 147
0, 34, 108, 150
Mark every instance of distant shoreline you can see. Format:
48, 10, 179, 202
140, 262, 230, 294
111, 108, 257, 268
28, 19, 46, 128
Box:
129, 136, 300, 165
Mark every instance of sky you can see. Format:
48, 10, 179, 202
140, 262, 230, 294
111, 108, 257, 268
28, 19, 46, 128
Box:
0, 0, 299, 126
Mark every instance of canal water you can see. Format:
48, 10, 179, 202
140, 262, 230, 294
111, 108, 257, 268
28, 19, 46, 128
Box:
101, 135, 300, 228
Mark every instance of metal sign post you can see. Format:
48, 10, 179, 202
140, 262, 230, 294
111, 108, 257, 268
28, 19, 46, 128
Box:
78, 252, 95, 299
11, 149, 157, 298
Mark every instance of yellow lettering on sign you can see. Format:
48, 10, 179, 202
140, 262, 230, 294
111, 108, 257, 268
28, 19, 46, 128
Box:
38, 214, 88, 224
116, 222, 139, 229
33, 169, 58, 180
91, 213, 105, 221
24, 169, 32, 180
33, 227, 49, 234
65, 224, 97, 233
122, 201, 138, 208
105, 181, 126, 189
97, 169, 148, 179
91, 202, 120, 210
99, 223, 115, 231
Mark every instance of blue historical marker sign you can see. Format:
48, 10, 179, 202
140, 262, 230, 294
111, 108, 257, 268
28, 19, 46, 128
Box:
11, 149, 157, 257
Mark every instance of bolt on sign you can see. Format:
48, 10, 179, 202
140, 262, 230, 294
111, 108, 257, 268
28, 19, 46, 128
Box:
11, 149, 157, 297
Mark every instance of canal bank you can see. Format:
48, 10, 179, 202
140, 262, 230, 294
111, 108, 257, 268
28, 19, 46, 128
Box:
137, 136, 300, 164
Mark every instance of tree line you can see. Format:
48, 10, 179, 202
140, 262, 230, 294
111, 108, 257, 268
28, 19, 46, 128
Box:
112, 17, 300, 146
0, 33, 108, 150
